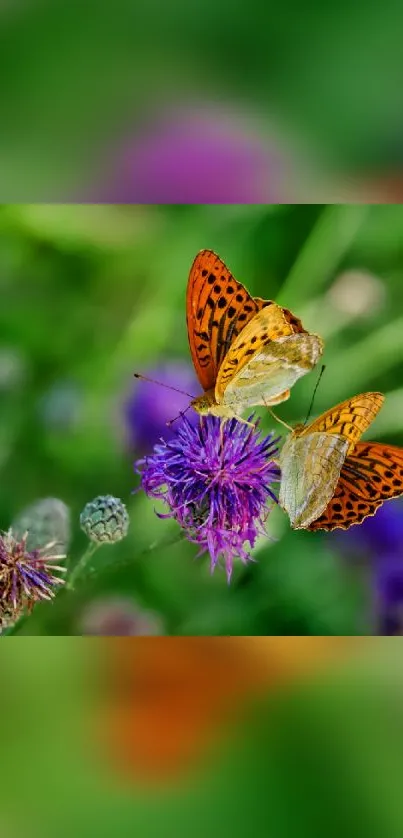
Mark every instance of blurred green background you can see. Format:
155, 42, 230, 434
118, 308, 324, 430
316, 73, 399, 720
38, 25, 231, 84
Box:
1, 638, 403, 838
1, 203, 403, 635
1, 1, 403, 200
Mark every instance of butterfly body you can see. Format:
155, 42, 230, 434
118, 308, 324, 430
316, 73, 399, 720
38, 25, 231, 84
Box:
187, 250, 323, 420
279, 392, 403, 531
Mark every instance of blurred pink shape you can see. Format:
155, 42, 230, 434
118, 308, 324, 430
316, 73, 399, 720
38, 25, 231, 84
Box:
96, 107, 283, 203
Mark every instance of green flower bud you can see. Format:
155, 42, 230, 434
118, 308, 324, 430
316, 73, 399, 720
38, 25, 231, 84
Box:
11, 497, 71, 557
80, 495, 129, 544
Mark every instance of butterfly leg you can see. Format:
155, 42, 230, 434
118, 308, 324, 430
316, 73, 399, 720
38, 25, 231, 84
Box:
261, 396, 293, 432
233, 413, 257, 428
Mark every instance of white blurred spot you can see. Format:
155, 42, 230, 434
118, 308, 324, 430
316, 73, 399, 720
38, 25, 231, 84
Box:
328, 270, 386, 317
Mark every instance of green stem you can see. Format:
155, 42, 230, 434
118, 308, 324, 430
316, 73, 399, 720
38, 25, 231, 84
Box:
1, 613, 30, 636
66, 542, 101, 591
77, 532, 185, 585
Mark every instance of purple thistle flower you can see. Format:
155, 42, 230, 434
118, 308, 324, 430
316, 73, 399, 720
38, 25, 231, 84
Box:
135, 414, 280, 582
95, 106, 283, 204
0, 530, 66, 630
124, 362, 199, 452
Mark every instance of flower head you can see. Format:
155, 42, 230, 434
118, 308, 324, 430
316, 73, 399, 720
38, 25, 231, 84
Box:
0, 530, 66, 630
80, 496, 129, 545
96, 105, 283, 203
124, 362, 199, 452
78, 597, 164, 636
135, 415, 280, 581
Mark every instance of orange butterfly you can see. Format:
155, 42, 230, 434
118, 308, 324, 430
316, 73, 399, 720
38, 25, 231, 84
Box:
187, 250, 323, 421
279, 392, 403, 531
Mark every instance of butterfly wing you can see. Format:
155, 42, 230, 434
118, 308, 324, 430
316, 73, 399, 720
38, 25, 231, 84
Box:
216, 306, 323, 408
279, 431, 350, 529
308, 441, 403, 531
301, 393, 385, 451
186, 250, 274, 391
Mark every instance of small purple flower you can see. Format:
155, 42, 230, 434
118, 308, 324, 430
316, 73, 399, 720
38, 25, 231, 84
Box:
0, 530, 66, 630
135, 415, 280, 581
78, 597, 164, 636
96, 107, 283, 203
124, 363, 199, 451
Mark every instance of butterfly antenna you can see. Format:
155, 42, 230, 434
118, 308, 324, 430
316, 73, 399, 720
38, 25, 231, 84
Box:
166, 406, 192, 427
133, 372, 196, 399
304, 365, 326, 426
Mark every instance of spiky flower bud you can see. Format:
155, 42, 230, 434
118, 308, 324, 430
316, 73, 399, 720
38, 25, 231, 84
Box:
80, 496, 129, 544
0, 530, 66, 630
12, 497, 71, 557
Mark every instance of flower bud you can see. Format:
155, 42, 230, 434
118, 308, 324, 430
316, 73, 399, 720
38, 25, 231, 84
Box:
11, 497, 71, 557
80, 495, 129, 544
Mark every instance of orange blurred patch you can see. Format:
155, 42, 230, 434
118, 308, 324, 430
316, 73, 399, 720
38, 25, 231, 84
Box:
100, 637, 354, 783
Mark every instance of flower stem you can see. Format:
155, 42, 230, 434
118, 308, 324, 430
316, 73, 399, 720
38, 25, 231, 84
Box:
66, 542, 101, 591
1, 613, 30, 636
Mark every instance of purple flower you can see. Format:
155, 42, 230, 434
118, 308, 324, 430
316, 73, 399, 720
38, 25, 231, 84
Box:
336, 500, 403, 557
0, 530, 66, 630
335, 499, 403, 635
96, 107, 283, 203
78, 597, 164, 636
135, 415, 280, 581
124, 363, 199, 451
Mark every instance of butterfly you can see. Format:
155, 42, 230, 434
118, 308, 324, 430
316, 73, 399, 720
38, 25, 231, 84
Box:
279, 391, 403, 530
187, 250, 324, 421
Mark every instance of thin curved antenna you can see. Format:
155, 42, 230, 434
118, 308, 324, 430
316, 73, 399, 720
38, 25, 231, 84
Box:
304, 365, 326, 426
166, 405, 192, 427
133, 372, 196, 400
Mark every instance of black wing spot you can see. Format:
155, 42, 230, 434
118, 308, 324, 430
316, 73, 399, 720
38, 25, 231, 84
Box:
385, 470, 394, 478
228, 306, 236, 318
244, 304, 253, 312
236, 294, 243, 303
333, 513, 343, 521
217, 297, 226, 309
251, 336, 257, 344
345, 501, 353, 511
347, 510, 356, 518
208, 273, 215, 284
357, 503, 367, 511
333, 503, 342, 512
197, 308, 203, 320
238, 314, 247, 322
206, 297, 215, 309
227, 285, 234, 294
392, 479, 402, 488
245, 349, 255, 356
202, 269, 208, 277
214, 284, 221, 294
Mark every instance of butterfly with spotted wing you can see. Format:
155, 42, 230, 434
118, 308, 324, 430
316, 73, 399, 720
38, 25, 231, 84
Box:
187, 250, 323, 421
279, 392, 403, 530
